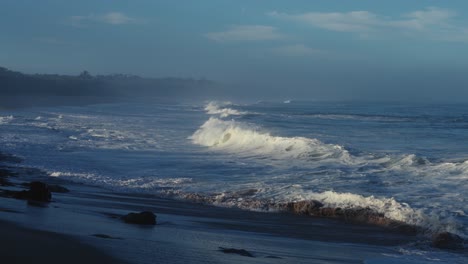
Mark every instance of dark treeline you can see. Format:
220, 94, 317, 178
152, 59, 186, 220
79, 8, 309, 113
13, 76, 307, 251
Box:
0, 66, 217, 98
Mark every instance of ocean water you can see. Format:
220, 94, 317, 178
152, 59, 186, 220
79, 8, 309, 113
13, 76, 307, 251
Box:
1, 100, 468, 240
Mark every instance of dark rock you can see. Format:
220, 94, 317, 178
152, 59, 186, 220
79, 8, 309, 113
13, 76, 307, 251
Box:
319, 207, 338, 217
284, 200, 323, 215
218, 247, 254, 257
432, 232, 465, 250
265, 255, 283, 259
122, 211, 156, 225
28, 181, 51, 202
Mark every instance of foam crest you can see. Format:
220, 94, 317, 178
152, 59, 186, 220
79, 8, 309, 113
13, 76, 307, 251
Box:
204, 101, 247, 118
0, 115, 14, 124
190, 117, 352, 162
167, 188, 458, 236
49, 171, 192, 191
307, 191, 428, 228
292, 191, 461, 236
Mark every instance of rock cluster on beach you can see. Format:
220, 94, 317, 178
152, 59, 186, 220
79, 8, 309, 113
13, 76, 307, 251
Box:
122, 211, 157, 225
278, 200, 418, 232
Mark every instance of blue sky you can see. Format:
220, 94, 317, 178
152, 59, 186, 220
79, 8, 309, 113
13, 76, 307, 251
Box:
1, 0, 468, 101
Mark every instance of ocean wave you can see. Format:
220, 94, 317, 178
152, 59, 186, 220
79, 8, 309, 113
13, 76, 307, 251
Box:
190, 118, 468, 179
190, 117, 353, 162
204, 101, 247, 118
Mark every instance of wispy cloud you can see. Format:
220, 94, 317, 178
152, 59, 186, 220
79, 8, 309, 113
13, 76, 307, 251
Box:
70, 12, 139, 27
269, 7, 467, 42
272, 44, 323, 57
205, 25, 284, 42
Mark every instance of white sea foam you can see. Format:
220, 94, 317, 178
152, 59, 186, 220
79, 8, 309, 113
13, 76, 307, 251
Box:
190, 117, 352, 162
49, 171, 192, 191
204, 101, 247, 118
0, 115, 14, 124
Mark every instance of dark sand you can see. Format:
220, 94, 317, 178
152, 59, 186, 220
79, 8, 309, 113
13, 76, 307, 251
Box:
0, 220, 125, 264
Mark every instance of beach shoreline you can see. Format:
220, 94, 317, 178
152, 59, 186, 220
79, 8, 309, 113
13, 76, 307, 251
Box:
1, 152, 467, 263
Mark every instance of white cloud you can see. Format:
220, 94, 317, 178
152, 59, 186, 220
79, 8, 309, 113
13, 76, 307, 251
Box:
272, 44, 323, 56
269, 10, 379, 33
269, 7, 466, 42
100, 12, 134, 25
205, 25, 284, 42
70, 12, 137, 27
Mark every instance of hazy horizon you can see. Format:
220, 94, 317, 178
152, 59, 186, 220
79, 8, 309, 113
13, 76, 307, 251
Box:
2, 1, 468, 102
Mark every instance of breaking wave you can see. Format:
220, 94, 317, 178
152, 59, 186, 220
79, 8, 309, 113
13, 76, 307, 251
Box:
190, 117, 353, 162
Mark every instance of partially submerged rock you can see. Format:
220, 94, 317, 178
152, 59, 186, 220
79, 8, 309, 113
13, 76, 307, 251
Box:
432, 232, 465, 250
122, 211, 156, 225
28, 181, 52, 202
218, 247, 254, 257
284, 200, 324, 215
277, 200, 418, 234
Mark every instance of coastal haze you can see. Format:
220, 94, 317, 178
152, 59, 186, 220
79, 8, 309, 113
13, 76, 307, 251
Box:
1, 0, 468, 102
1, 1, 468, 264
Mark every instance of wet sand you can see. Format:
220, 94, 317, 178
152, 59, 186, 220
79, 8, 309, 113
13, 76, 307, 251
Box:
0, 220, 124, 264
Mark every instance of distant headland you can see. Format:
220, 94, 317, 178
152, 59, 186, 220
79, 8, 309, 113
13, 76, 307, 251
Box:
0, 66, 216, 98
